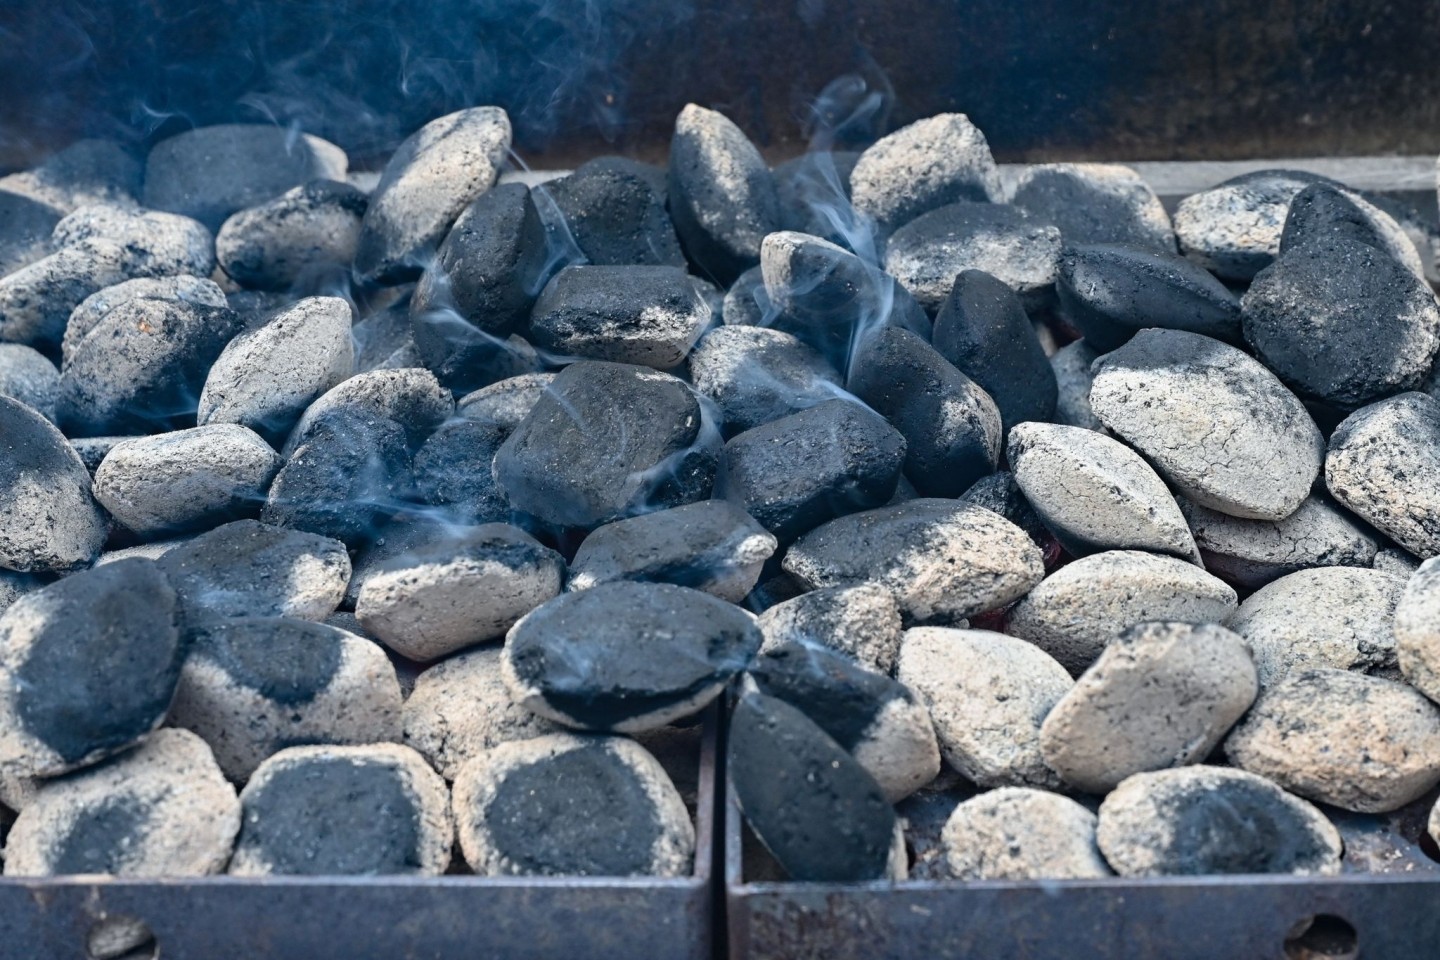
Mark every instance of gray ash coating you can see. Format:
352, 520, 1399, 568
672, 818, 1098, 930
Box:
13, 559, 181, 766
748, 641, 902, 750
0, 394, 106, 572
1056, 243, 1242, 351
505, 581, 759, 730
483, 740, 661, 876
189, 618, 342, 706
1009, 165, 1173, 253
234, 758, 422, 875
50, 795, 149, 875
728, 692, 895, 882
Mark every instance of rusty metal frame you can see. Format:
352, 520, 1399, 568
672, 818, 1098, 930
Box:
0, 705, 716, 960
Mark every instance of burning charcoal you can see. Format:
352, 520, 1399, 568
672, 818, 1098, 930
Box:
0, 396, 107, 572
785, 499, 1043, 624
229, 744, 451, 876
687, 325, 842, 436
958, 470, 1052, 551
729, 691, 903, 882
1049, 339, 1104, 431
198, 296, 354, 443
68, 435, 130, 475
455, 372, 555, 430
941, 788, 1111, 881
884, 202, 1062, 312
58, 298, 246, 437
355, 523, 565, 662
402, 647, 561, 780
92, 425, 280, 538
283, 367, 452, 456
1009, 163, 1175, 253
528, 264, 712, 370
759, 231, 929, 371
169, 617, 403, 781
1376, 547, 1421, 578
3, 729, 239, 877
0, 240, 126, 348
667, 105, 780, 285
1396, 558, 1440, 702
262, 410, 412, 546
216, 180, 368, 290
723, 399, 906, 544
0, 344, 57, 422
352, 296, 415, 372
756, 583, 903, 675
1055, 244, 1243, 352
569, 500, 776, 602
0, 192, 60, 278
1039, 622, 1257, 794
721, 265, 775, 327
409, 418, 511, 525
1173, 169, 1339, 280
502, 581, 760, 732
849, 113, 1002, 235
494, 361, 718, 530
1326, 392, 1440, 557
898, 627, 1071, 788
156, 519, 350, 621
1096, 767, 1342, 876
409, 184, 549, 388
453, 732, 693, 877
1229, 567, 1404, 687
1280, 182, 1427, 279
1225, 668, 1440, 813
54, 203, 215, 276
1008, 422, 1199, 562
355, 107, 513, 286
1090, 329, 1324, 521
773, 151, 861, 244
0, 559, 181, 776
1242, 240, 1440, 410
0, 139, 139, 214
144, 124, 347, 232
847, 327, 1001, 498
63, 274, 228, 364
1179, 496, 1378, 588
542, 158, 685, 266
747, 642, 940, 802
932, 269, 1057, 431
0, 571, 41, 617
1006, 550, 1237, 675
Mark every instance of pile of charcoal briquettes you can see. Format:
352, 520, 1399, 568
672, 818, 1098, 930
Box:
1, 101, 1439, 886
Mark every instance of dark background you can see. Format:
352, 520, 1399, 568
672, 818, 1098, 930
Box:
2, 0, 1438, 171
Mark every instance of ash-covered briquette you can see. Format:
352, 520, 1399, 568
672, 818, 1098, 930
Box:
1007, 422, 1199, 563
1008, 163, 1175, 253
687, 325, 843, 437
0, 395, 107, 573
897, 627, 1071, 789
216, 179, 367, 291
1179, 496, 1379, 589
1396, 558, 1440, 701
62, 274, 229, 364
1096, 766, 1343, 877
4, 729, 240, 877
281, 367, 452, 456
0, 344, 59, 423
0, 559, 182, 777
848, 113, 1002, 236
1228, 567, 1404, 686
155, 519, 351, 622
229, 744, 452, 877
1006, 550, 1238, 676
1173, 169, 1340, 280
941, 788, 1112, 881
453, 733, 693, 878
1055, 243, 1243, 351
747, 642, 940, 803
1039, 622, 1258, 794
502, 581, 760, 732
355, 522, 565, 662
1326, 392, 1440, 558
729, 691, 903, 882
1048, 339, 1104, 431
541, 157, 685, 267
169, 617, 403, 781
568, 499, 776, 602
756, 582, 903, 676
455, 372, 554, 430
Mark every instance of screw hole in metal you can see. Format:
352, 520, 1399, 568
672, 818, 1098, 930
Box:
1283, 913, 1359, 960
86, 914, 157, 960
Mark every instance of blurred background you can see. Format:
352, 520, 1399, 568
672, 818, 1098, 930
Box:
2, 0, 1439, 171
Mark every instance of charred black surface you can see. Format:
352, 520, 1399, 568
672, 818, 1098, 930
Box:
190, 618, 343, 706
50, 795, 149, 875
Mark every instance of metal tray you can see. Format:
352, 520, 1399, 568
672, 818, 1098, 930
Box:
0, 706, 717, 960
724, 777, 1440, 960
